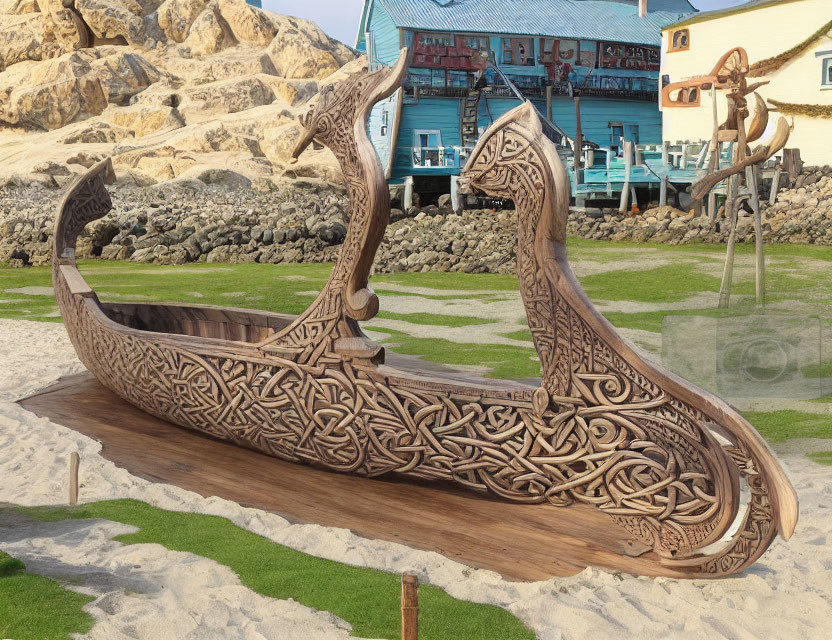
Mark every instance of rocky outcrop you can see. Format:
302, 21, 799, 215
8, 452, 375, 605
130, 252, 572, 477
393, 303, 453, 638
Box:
0, 52, 108, 129
0, 0, 358, 186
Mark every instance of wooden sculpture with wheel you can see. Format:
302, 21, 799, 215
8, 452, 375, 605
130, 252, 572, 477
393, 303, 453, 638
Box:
52, 49, 797, 578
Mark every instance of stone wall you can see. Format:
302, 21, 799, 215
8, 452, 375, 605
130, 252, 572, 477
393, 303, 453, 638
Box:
3, 165, 832, 273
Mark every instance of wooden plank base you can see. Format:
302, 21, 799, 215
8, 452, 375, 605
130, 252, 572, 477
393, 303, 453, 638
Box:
18, 373, 683, 582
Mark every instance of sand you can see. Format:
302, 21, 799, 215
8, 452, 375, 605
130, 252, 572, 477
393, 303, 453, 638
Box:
1, 318, 832, 640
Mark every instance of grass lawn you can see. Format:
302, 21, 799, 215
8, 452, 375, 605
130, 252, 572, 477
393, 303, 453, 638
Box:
808, 451, 832, 465
0, 551, 95, 640
740, 410, 832, 443
18, 500, 534, 640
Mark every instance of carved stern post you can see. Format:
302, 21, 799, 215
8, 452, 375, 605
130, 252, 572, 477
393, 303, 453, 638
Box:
457, 102, 798, 576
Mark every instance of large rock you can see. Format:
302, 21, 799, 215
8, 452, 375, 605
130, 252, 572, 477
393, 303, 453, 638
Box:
178, 75, 275, 122
267, 16, 353, 79
217, 0, 277, 46
0, 52, 107, 129
91, 51, 163, 105
0, 0, 40, 13
183, 1, 235, 56
107, 103, 184, 137
0, 13, 62, 71
156, 0, 205, 43
76, 0, 148, 46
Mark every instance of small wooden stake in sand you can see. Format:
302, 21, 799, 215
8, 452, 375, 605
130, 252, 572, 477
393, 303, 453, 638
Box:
69, 451, 80, 506
401, 573, 419, 640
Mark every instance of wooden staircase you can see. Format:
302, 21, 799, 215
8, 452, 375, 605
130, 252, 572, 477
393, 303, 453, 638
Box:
460, 88, 482, 148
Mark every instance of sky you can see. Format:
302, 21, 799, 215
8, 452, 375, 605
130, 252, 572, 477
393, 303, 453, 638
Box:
261, 0, 752, 47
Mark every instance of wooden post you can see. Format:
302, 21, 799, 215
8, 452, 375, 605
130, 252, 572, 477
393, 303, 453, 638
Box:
746, 164, 765, 305
708, 190, 717, 222
770, 165, 782, 205
574, 98, 583, 180
546, 85, 553, 123
707, 87, 719, 173
783, 148, 802, 186
719, 97, 747, 309
69, 451, 80, 506
606, 148, 613, 197
719, 160, 740, 309
619, 141, 633, 214
403, 176, 414, 210
450, 175, 461, 214
401, 574, 419, 640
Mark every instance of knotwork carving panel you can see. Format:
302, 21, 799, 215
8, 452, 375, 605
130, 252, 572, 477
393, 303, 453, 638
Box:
52, 58, 794, 578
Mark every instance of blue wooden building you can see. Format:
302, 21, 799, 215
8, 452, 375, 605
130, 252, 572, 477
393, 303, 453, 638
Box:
355, 0, 695, 202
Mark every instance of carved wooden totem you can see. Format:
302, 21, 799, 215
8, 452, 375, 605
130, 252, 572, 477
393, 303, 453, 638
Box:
52, 49, 798, 578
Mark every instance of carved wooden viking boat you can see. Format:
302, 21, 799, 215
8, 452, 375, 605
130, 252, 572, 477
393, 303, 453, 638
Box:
52, 50, 797, 578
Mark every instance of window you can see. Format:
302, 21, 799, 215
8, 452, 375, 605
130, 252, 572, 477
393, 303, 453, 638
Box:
669, 28, 690, 52
407, 68, 432, 86
661, 84, 702, 107
464, 36, 489, 51
626, 124, 640, 145
540, 38, 556, 64
823, 58, 832, 86
609, 122, 624, 151
417, 32, 454, 48
448, 71, 470, 89
502, 38, 534, 66
413, 130, 443, 168
407, 68, 445, 88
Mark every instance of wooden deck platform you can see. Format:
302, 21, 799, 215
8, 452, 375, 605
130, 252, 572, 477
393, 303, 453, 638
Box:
18, 372, 682, 582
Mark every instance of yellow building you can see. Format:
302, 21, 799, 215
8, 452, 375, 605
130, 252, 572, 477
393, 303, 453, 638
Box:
660, 0, 832, 165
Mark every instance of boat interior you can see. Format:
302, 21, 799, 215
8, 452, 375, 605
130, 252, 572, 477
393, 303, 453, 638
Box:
99, 300, 293, 344
60, 261, 535, 389
92, 299, 536, 390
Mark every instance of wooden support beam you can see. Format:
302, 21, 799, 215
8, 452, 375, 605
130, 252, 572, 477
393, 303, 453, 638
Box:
708, 190, 718, 222
770, 166, 782, 206
401, 574, 419, 640
546, 85, 553, 124
69, 451, 79, 506
574, 97, 583, 184
403, 176, 414, 210
746, 164, 765, 305
619, 141, 633, 214
783, 148, 802, 186
606, 148, 612, 197
450, 175, 461, 214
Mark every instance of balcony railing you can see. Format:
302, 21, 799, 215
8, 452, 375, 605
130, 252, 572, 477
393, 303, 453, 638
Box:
412, 146, 471, 169
403, 77, 658, 102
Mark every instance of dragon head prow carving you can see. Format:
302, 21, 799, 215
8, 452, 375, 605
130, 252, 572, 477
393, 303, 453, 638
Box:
292, 48, 410, 160
458, 101, 570, 245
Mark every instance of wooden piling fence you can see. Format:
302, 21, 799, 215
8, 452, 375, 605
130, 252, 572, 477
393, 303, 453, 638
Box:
69, 451, 79, 506
401, 573, 419, 640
